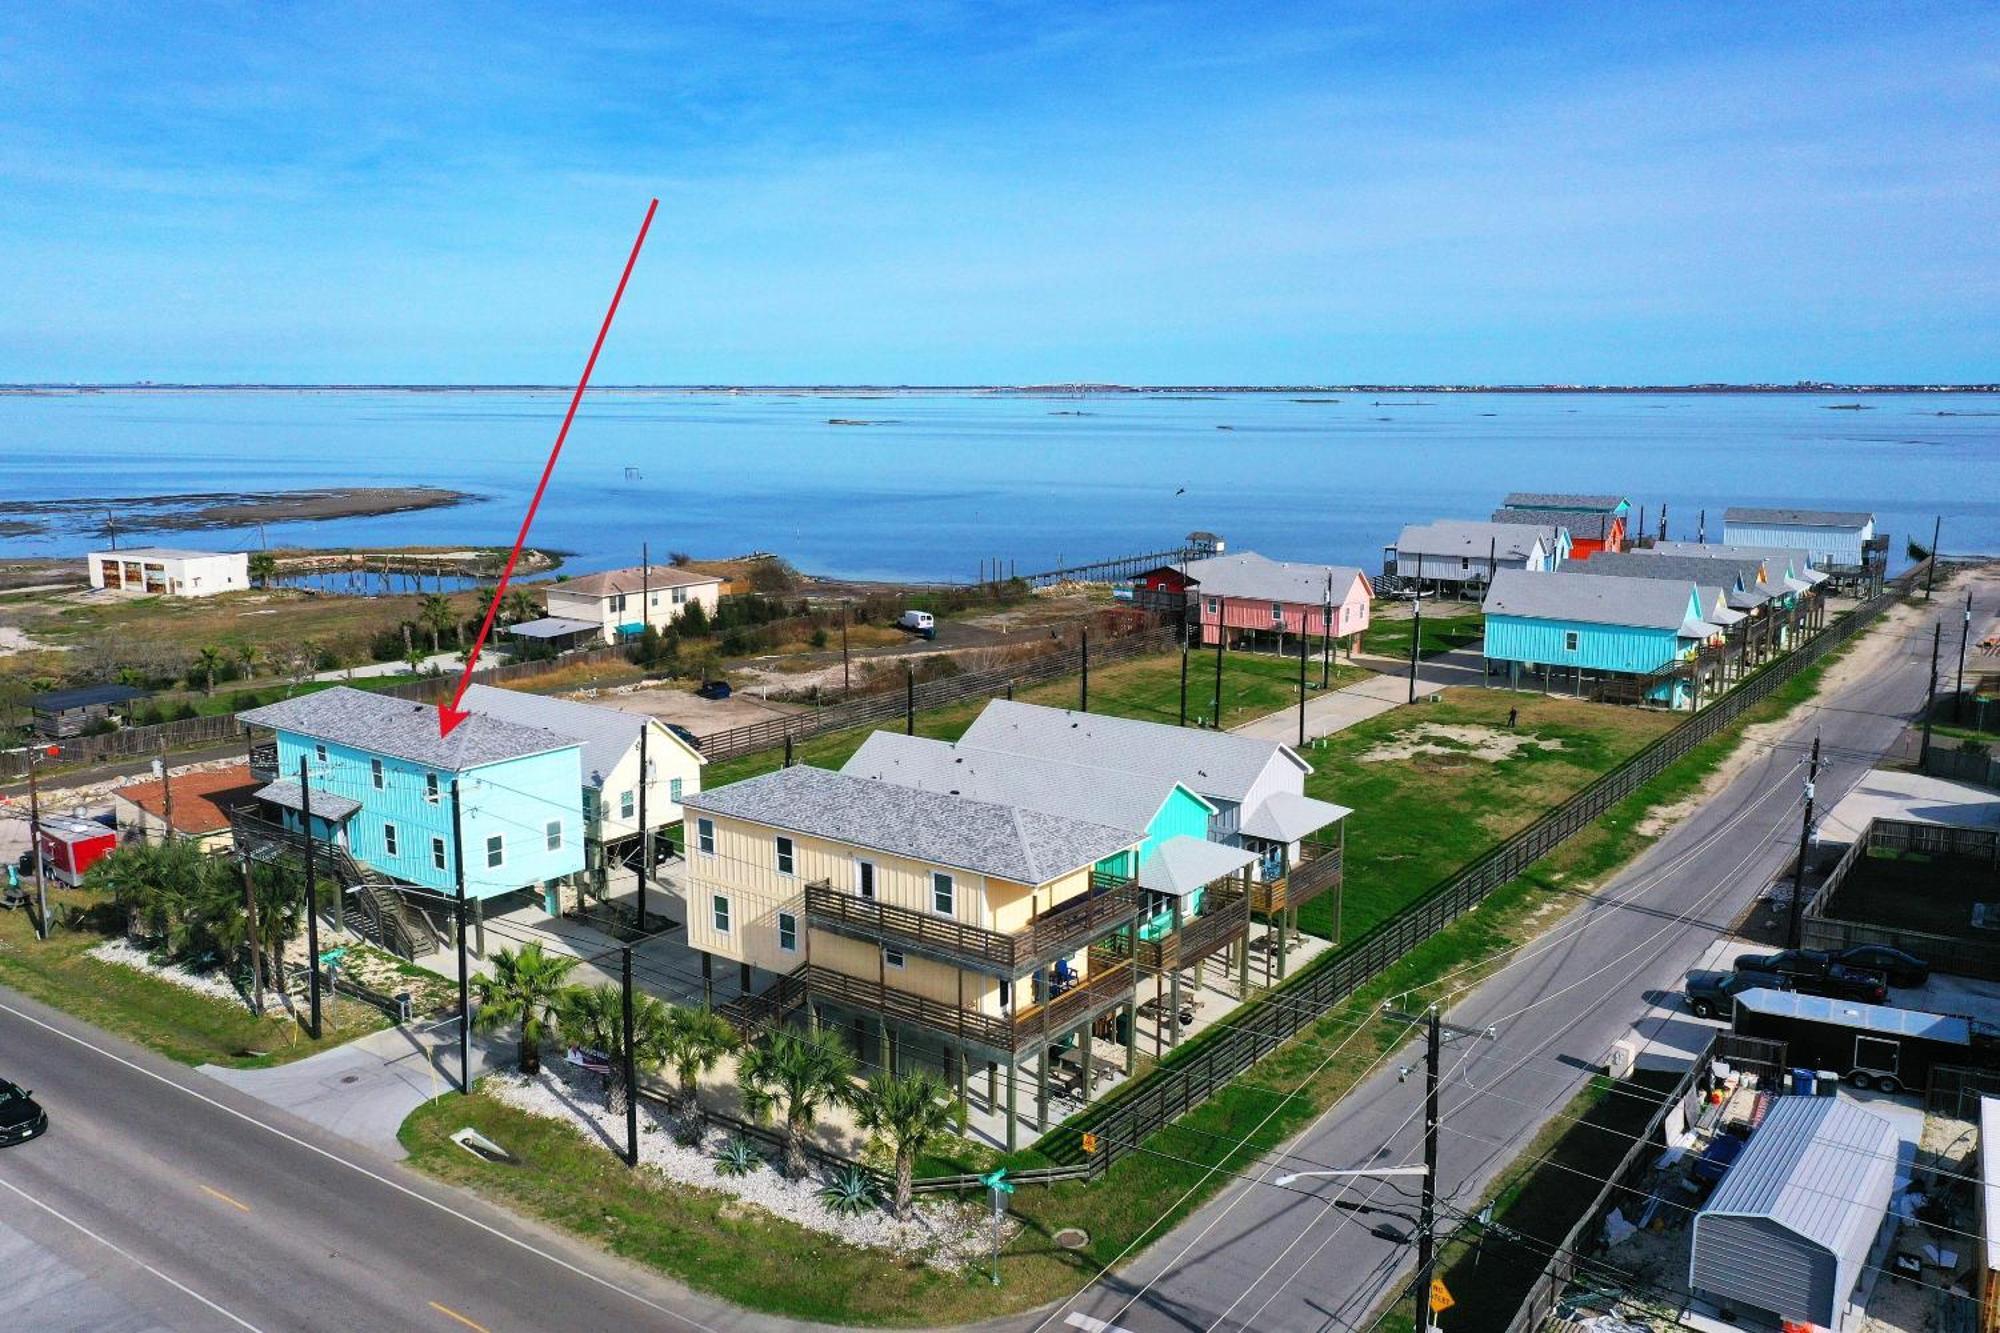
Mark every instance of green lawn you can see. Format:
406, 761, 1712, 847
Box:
1364, 610, 1486, 662
0, 889, 385, 1067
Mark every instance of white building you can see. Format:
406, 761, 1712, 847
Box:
88, 548, 249, 598
1389, 519, 1569, 587
542, 564, 724, 644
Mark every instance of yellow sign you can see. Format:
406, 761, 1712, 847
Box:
1428, 1278, 1455, 1314
1081, 1133, 1099, 1154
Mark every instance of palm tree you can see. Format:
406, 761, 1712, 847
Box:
194, 645, 225, 696
472, 943, 579, 1074
737, 1027, 857, 1179
555, 983, 672, 1113
418, 594, 455, 652
855, 1070, 961, 1219
233, 643, 259, 682
502, 587, 541, 625
247, 551, 278, 589
660, 1006, 738, 1128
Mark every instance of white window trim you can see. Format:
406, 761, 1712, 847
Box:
1270, 601, 1283, 622
777, 911, 798, 953
485, 833, 505, 869
370, 758, 385, 790
431, 837, 447, 871
776, 836, 795, 877
314, 743, 328, 765
856, 858, 876, 899
382, 821, 399, 857
619, 789, 635, 820
668, 777, 683, 804
883, 946, 905, 970
696, 817, 715, 856
425, 773, 440, 805
1563, 630, 1580, 652
712, 894, 732, 934
931, 871, 955, 917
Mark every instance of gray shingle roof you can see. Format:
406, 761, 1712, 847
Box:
1697, 1095, 1898, 1258
681, 764, 1139, 884
460, 684, 697, 789
1180, 552, 1368, 607
841, 731, 1209, 836
1723, 507, 1873, 528
253, 779, 362, 822
1650, 542, 1828, 584
1490, 506, 1611, 539
1394, 520, 1556, 561
1501, 492, 1626, 512
1138, 836, 1258, 897
1559, 553, 1779, 606
960, 699, 1308, 805
1239, 790, 1351, 841
237, 686, 579, 773
1484, 568, 1714, 635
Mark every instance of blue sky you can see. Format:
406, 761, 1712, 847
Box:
1, 2, 1993, 383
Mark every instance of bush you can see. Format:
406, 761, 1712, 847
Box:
172, 702, 200, 721
714, 1135, 762, 1177
675, 601, 710, 637
817, 1165, 879, 1216
746, 557, 798, 594
81, 716, 119, 736
809, 628, 829, 650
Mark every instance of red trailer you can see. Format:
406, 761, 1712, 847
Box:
36, 815, 117, 887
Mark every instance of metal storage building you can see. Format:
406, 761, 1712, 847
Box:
1722, 508, 1876, 568
1690, 1095, 1900, 1332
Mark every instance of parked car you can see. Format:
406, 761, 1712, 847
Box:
1685, 968, 1788, 1020
1790, 963, 1889, 1005
1829, 945, 1930, 988
896, 609, 936, 639
1732, 948, 1832, 980
694, 680, 732, 701
0, 1080, 47, 1148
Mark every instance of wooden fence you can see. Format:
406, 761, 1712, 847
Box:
1038, 576, 1903, 1174
690, 622, 1180, 761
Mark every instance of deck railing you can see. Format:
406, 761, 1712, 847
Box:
1249, 841, 1342, 915
803, 873, 1138, 976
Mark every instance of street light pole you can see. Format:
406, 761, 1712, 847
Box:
1956, 589, 1971, 723
26, 743, 51, 941
1408, 597, 1423, 704
1788, 734, 1821, 950
297, 756, 321, 1039
450, 778, 471, 1094
1416, 1009, 1440, 1333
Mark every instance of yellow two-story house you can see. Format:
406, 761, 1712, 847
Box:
681, 763, 1145, 1149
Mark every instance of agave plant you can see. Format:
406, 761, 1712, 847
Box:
817, 1165, 879, 1217
713, 1135, 762, 1178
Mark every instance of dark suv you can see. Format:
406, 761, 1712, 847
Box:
1685, 968, 1788, 1019
1733, 950, 1888, 1004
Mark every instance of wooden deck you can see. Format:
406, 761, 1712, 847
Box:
803, 872, 1138, 977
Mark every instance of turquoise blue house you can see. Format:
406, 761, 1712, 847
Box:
1483, 568, 1718, 707
239, 686, 586, 899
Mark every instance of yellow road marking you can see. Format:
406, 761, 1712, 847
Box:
429, 1300, 492, 1333
198, 1184, 252, 1213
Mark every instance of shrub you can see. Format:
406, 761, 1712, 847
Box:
714, 1135, 762, 1177
817, 1165, 879, 1216
809, 628, 828, 649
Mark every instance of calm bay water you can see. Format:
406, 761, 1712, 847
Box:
3, 390, 1995, 581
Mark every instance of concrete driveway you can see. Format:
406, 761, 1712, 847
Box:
1231, 669, 1444, 746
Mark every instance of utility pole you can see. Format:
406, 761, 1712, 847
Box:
1080, 628, 1089, 712
1408, 596, 1423, 704
621, 946, 639, 1166
1178, 644, 1188, 727
1322, 571, 1335, 690
1297, 624, 1308, 749
641, 541, 650, 637
634, 722, 650, 931
1417, 1009, 1441, 1333
26, 744, 49, 941
451, 779, 471, 1093
1788, 734, 1821, 949
1213, 619, 1225, 728
841, 602, 851, 697
1920, 622, 1941, 766
297, 756, 321, 1039
240, 853, 264, 1014
905, 666, 915, 735
1924, 516, 1940, 600
1956, 589, 1972, 723
158, 745, 175, 836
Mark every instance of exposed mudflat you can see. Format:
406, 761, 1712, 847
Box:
0, 486, 475, 537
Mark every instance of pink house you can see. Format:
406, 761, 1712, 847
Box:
1184, 552, 1374, 652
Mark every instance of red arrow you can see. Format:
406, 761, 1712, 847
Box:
438, 197, 658, 738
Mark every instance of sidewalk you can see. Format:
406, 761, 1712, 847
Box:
1230, 666, 1445, 745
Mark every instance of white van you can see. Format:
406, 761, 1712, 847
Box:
896, 610, 936, 635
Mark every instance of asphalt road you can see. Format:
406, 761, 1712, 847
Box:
1047, 572, 1984, 1333
0, 987, 822, 1333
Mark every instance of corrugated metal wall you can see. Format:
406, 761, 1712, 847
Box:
1481, 614, 1687, 674
1723, 521, 1868, 567
1691, 1216, 1837, 1325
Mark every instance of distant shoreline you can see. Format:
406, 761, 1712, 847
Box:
0, 382, 1994, 396
0, 486, 477, 540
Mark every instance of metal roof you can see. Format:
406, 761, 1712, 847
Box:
1501, 492, 1627, 513
237, 686, 580, 773
460, 683, 699, 789
252, 779, 362, 822
546, 565, 722, 599
1651, 542, 1829, 586
501, 616, 602, 639
1698, 1095, 1899, 1260
1180, 551, 1369, 607
1732, 987, 1972, 1044
1393, 520, 1555, 561
1490, 506, 1610, 539
1239, 790, 1352, 841
1138, 836, 1259, 897
89, 546, 242, 560
30, 683, 148, 712
960, 699, 1309, 805
1483, 568, 1715, 636
681, 764, 1140, 885
1724, 508, 1873, 529
840, 731, 1212, 836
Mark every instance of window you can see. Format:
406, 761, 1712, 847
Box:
999, 979, 1013, 1008
314, 743, 327, 765
485, 834, 504, 869
711, 894, 731, 934
583, 789, 598, 820
619, 789, 635, 820
1205, 597, 1218, 615
610, 593, 626, 613
776, 836, 795, 876
672, 587, 687, 605
668, 778, 683, 804
545, 820, 563, 852
1271, 601, 1284, 623
777, 911, 798, 953
382, 822, 399, 856
931, 871, 955, 916
884, 947, 905, 970
856, 860, 876, 900
1563, 630, 1580, 652
370, 758, 384, 790
696, 818, 715, 855
425, 772, 440, 804
431, 837, 447, 871
1460, 556, 1471, 571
